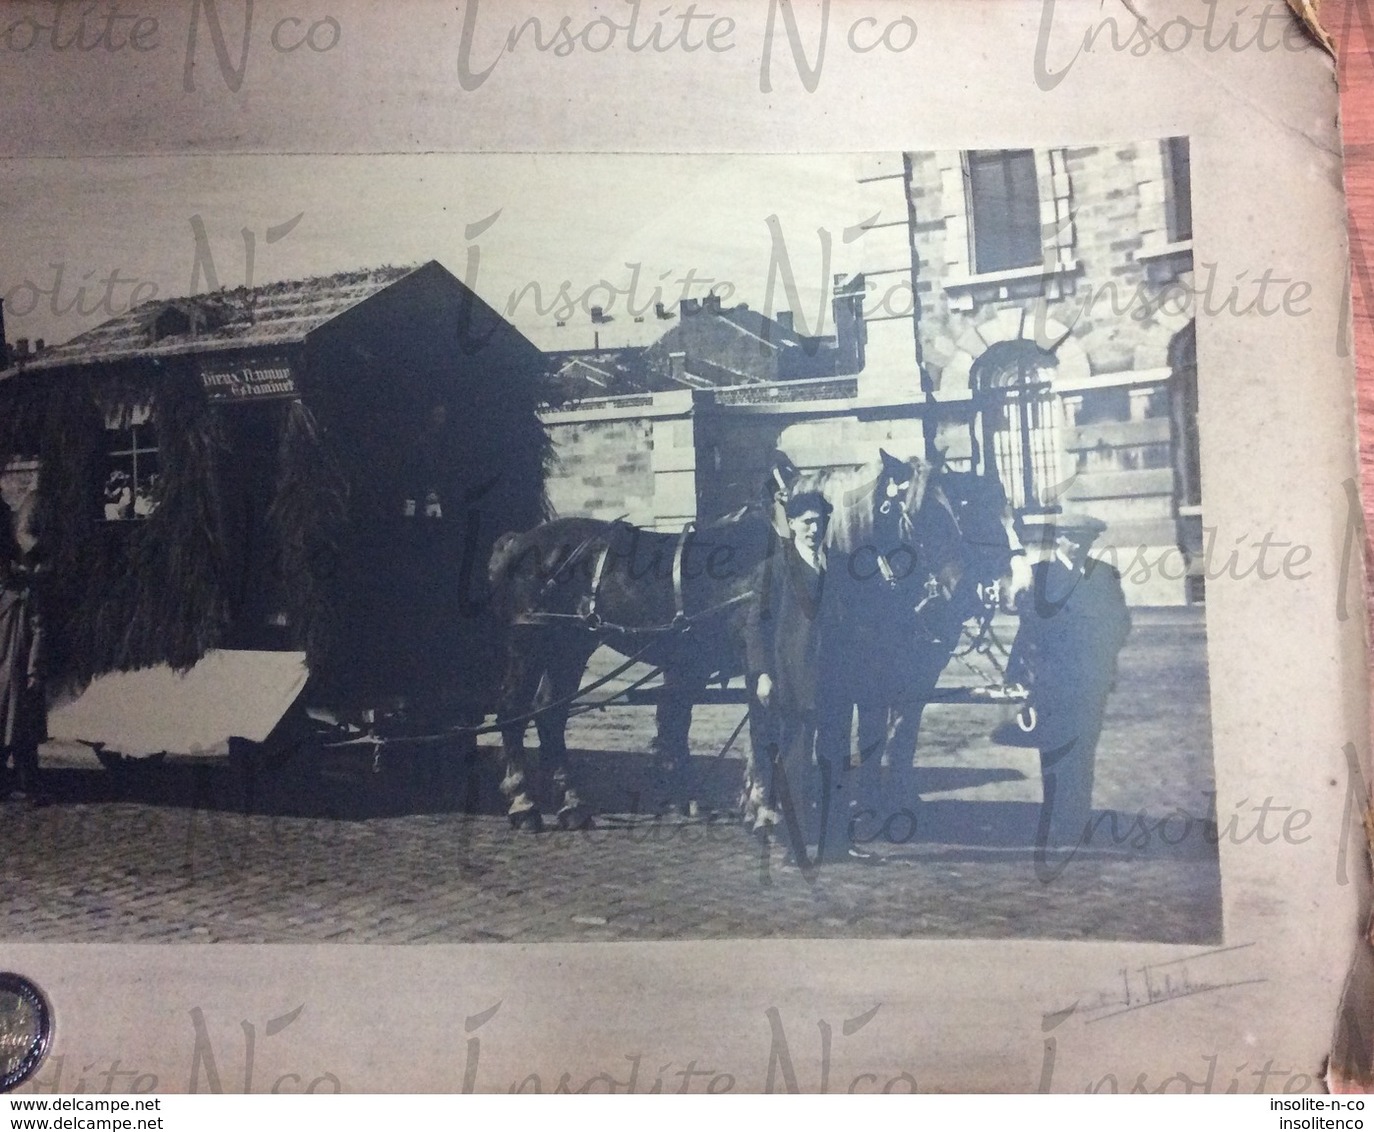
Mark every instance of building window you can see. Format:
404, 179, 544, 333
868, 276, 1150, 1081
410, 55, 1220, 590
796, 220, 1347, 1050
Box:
102, 404, 160, 521
965, 150, 1043, 274
1163, 136, 1192, 243
1, 457, 40, 557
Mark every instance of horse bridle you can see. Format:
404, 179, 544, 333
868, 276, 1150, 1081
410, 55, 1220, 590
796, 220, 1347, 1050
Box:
888, 474, 1009, 649
769, 459, 1011, 650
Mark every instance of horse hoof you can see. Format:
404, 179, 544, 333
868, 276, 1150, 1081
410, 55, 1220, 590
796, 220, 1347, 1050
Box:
509, 809, 544, 833
557, 805, 594, 831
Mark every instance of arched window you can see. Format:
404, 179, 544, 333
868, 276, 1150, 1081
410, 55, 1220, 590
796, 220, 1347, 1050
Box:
970, 339, 1065, 512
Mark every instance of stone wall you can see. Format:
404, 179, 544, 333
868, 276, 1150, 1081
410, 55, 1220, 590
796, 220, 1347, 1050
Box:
540, 380, 1195, 605
543, 402, 657, 525
854, 144, 1194, 389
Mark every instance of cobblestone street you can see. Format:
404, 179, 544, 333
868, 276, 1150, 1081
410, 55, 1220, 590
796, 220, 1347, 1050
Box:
0, 610, 1220, 945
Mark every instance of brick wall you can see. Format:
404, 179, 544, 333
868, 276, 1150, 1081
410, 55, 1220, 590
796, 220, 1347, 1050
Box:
541, 390, 698, 530
544, 415, 656, 525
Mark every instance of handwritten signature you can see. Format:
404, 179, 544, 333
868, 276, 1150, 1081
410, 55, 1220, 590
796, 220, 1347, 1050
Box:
1069, 942, 1267, 1024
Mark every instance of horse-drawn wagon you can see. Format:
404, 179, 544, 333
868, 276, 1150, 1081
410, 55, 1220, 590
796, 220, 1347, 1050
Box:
0, 262, 548, 779
0, 258, 1041, 827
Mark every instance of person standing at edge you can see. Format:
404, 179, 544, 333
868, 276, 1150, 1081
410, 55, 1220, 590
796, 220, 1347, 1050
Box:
0, 503, 47, 806
994, 512, 1131, 850
744, 490, 879, 867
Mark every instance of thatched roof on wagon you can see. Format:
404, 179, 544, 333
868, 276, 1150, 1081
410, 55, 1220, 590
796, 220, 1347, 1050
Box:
0, 260, 549, 710
1, 264, 424, 378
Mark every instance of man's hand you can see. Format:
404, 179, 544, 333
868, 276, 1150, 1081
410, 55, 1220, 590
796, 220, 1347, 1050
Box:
755, 673, 773, 708
1006, 553, 1035, 611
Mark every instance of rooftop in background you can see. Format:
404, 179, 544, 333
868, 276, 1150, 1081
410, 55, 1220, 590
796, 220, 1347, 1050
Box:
525, 300, 680, 352
689, 297, 825, 351
541, 288, 862, 406
0, 263, 433, 378
524, 295, 829, 354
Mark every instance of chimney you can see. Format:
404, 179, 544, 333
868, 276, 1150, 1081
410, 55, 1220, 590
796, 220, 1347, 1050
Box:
34, 338, 43, 352
832, 273, 867, 375
679, 298, 700, 317
704, 294, 721, 314
777, 311, 795, 335
15, 338, 29, 359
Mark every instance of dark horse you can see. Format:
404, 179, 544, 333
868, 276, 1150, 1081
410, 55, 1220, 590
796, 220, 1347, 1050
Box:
486, 496, 778, 830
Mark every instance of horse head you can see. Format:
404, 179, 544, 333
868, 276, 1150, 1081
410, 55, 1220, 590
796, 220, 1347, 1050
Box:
926, 464, 1033, 614
874, 447, 924, 543
843, 450, 1033, 643
762, 444, 1031, 622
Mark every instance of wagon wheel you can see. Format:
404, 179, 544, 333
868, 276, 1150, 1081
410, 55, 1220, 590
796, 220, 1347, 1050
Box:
94, 748, 166, 771
93, 747, 165, 798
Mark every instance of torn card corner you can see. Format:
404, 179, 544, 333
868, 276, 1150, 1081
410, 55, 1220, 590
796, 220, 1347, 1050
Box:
1292, 0, 1338, 57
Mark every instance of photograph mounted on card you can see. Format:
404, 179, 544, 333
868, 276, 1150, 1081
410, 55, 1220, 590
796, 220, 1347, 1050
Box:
0, 0, 1364, 1097
0, 144, 1219, 947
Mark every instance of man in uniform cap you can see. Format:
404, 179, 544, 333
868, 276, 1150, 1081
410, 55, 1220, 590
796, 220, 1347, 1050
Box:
994, 510, 1131, 849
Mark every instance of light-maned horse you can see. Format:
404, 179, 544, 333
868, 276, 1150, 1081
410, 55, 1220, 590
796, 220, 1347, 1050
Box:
744, 449, 1030, 827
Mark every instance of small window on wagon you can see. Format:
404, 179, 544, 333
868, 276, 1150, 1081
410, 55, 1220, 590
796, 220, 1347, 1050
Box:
102, 403, 160, 521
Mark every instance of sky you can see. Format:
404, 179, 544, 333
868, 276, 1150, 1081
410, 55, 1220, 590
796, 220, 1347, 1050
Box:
0, 153, 875, 351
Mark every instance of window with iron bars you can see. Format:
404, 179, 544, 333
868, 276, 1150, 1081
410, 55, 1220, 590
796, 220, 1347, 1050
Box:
970, 340, 1066, 513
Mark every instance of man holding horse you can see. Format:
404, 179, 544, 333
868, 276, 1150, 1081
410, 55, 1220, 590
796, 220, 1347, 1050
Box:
743, 490, 880, 867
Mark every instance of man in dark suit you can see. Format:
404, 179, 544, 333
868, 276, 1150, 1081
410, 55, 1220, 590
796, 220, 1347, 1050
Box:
744, 491, 877, 867
995, 512, 1131, 849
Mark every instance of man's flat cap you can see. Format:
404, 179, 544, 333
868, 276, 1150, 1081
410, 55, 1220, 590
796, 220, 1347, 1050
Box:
1050, 510, 1108, 538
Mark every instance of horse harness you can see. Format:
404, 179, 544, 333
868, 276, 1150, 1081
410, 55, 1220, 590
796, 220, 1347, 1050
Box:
516, 520, 750, 635
875, 480, 952, 611
875, 480, 1005, 653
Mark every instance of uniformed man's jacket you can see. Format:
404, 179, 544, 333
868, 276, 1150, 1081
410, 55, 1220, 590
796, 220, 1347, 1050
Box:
1008, 556, 1132, 741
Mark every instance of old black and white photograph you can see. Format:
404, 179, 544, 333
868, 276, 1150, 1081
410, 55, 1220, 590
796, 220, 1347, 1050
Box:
0, 144, 1218, 947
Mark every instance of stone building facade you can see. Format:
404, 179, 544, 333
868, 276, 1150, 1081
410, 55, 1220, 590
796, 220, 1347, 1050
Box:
853, 141, 1200, 603
542, 139, 1202, 605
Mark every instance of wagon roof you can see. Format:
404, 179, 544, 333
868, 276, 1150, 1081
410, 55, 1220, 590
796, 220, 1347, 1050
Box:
1, 262, 436, 378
